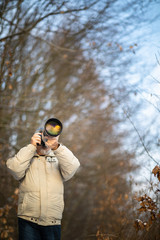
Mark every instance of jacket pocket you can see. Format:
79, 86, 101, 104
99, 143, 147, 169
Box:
48, 193, 64, 219
18, 191, 40, 218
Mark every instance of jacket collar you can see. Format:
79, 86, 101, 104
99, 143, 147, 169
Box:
34, 150, 55, 157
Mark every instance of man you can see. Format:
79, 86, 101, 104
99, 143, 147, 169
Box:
6, 122, 80, 240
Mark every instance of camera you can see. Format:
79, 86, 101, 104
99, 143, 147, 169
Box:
37, 118, 63, 147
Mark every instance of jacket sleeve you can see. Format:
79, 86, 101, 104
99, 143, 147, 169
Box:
6, 144, 36, 181
54, 144, 80, 181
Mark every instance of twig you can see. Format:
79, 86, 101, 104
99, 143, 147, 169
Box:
123, 109, 159, 165
155, 53, 160, 65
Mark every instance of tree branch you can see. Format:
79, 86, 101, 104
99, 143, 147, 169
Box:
123, 109, 159, 165
0, 1, 98, 42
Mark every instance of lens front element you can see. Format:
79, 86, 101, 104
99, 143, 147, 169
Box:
45, 118, 63, 137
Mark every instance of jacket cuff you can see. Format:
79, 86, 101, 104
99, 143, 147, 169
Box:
27, 144, 37, 153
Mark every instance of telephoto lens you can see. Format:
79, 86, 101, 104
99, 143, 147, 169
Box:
37, 118, 63, 146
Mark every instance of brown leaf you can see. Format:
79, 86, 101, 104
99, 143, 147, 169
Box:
1, 231, 8, 238
152, 165, 160, 181
5, 61, 10, 65
2, 218, 7, 224
138, 207, 146, 212
134, 219, 144, 231
152, 165, 159, 175
8, 84, 13, 89
0, 208, 3, 217
8, 71, 12, 77
14, 188, 19, 195
8, 226, 14, 233
119, 45, 123, 51
63, 54, 68, 59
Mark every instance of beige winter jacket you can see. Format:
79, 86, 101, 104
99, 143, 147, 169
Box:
6, 144, 80, 226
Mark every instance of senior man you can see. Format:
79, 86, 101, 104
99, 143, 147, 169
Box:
6, 118, 80, 240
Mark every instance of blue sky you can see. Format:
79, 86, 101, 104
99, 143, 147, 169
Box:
114, 1, 160, 189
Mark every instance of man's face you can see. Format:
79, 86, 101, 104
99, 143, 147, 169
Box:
36, 134, 59, 155
44, 135, 59, 149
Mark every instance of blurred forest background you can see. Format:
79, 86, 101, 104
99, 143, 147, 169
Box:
0, 0, 160, 239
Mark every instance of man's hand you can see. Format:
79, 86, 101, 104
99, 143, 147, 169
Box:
31, 133, 41, 146
45, 136, 60, 150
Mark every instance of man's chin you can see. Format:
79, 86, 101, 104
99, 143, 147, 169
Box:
37, 146, 51, 155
